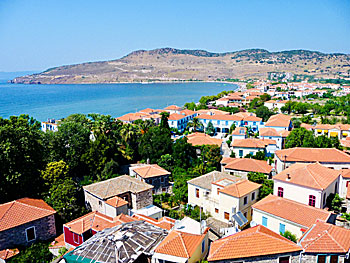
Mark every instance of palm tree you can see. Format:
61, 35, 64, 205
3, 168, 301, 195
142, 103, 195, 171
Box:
120, 124, 137, 143
187, 117, 203, 132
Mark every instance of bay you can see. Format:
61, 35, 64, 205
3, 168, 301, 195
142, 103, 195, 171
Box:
0, 82, 237, 121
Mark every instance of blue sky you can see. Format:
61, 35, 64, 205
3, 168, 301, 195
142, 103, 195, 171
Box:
0, 0, 349, 71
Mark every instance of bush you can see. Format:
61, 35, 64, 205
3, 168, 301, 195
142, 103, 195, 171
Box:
8, 242, 53, 263
281, 231, 297, 243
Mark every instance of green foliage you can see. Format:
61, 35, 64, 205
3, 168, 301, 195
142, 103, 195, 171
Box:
281, 231, 297, 243
184, 102, 196, 110
205, 121, 215, 135
41, 161, 69, 187
341, 213, 350, 221
326, 193, 344, 213
172, 138, 197, 169
248, 172, 273, 200
229, 123, 236, 133
158, 154, 175, 173
184, 205, 209, 221
200, 144, 222, 171
187, 117, 203, 132
218, 106, 240, 114
256, 106, 273, 122
8, 242, 52, 263
230, 151, 236, 158
249, 98, 264, 109
260, 93, 271, 102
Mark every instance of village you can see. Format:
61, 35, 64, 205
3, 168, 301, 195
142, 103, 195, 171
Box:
2, 80, 350, 263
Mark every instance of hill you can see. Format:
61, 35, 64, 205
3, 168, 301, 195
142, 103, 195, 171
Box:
11, 48, 350, 84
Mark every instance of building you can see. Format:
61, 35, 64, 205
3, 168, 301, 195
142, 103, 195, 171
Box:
83, 175, 153, 217
313, 124, 350, 140
230, 127, 247, 141
164, 105, 182, 114
0, 249, 19, 263
0, 198, 56, 250
129, 164, 172, 194
265, 114, 293, 131
231, 138, 277, 157
63, 212, 134, 248
274, 147, 350, 173
252, 195, 334, 238
132, 213, 176, 230
41, 119, 59, 132
186, 132, 223, 147
167, 110, 197, 132
273, 162, 340, 209
221, 157, 273, 177
299, 220, 350, 263
207, 225, 302, 263
187, 171, 260, 225
152, 217, 209, 263
62, 220, 169, 263
259, 127, 289, 150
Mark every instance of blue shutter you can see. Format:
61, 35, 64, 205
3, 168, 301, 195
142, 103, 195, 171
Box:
262, 216, 268, 227
279, 223, 286, 234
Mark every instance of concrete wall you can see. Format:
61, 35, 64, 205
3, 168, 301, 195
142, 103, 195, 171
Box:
301, 253, 347, 263
232, 147, 264, 158
188, 183, 210, 208
339, 176, 350, 199
105, 203, 128, 218
0, 215, 56, 250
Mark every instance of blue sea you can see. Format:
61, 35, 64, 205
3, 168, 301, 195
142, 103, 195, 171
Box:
0, 81, 237, 121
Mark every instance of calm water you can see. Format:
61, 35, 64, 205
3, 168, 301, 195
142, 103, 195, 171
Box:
0, 81, 237, 121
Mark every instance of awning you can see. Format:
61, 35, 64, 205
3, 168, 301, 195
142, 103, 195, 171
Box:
317, 129, 322, 133
342, 132, 348, 137
330, 132, 338, 137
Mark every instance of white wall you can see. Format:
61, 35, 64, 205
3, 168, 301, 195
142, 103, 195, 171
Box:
233, 147, 263, 158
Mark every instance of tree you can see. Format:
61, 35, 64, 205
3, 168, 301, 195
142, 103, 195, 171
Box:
281, 231, 297, 243
158, 154, 175, 173
256, 106, 273, 122
8, 242, 52, 263
205, 121, 215, 135
249, 98, 264, 109
326, 193, 344, 213
0, 115, 45, 202
248, 172, 273, 200
187, 117, 203, 132
41, 161, 69, 187
260, 93, 271, 102
200, 145, 222, 171
229, 123, 236, 133
160, 112, 170, 130
172, 138, 197, 169
184, 102, 196, 110
281, 101, 296, 114
285, 128, 315, 148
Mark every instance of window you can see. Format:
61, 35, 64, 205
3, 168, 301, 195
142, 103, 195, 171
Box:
162, 187, 166, 192
323, 193, 326, 206
279, 256, 290, 263
201, 240, 205, 253
317, 255, 326, 263
251, 192, 255, 201
99, 200, 102, 207
196, 188, 199, 198
330, 255, 339, 263
262, 216, 268, 227
239, 150, 243, 157
309, 195, 316, 207
217, 188, 220, 195
225, 121, 228, 125
224, 212, 230, 220
279, 223, 286, 234
160, 177, 165, 183
215, 208, 219, 213
73, 232, 80, 244
278, 187, 284, 197
217, 120, 220, 125
25, 226, 36, 242
243, 196, 248, 205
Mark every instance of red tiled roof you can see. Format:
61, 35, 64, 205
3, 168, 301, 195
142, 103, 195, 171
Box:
168, 113, 186, 121
155, 230, 207, 258
196, 109, 231, 115
186, 132, 223, 146
232, 127, 246, 136
164, 105, 182, 110
300, 220, 350, 253
232, 138, 276, 148
224, 158, 272, 174
0, 248, 19, 260
0, 198, 56, 231
132, 214, 175, 230
259, 127, 280, 137
105, 196, 128, 208
133, 164, 170, 178
219, 179, 261, 197
180, 109, 196, 116
50, 233, 65, 249
243, 115, 262, 122
117, 112, 148, 122
273, 162, 340, 190
347, 184, 350, 199
208, 225, 302, 261
197, 114, 242, 121
341, 169, 350, 179
252, 195, 331, 228
265, 114, 292, 128
275, 147, 350, 163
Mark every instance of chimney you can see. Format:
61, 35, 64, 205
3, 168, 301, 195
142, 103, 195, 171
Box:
146, 158, 150, 165
287, 173, 291, 180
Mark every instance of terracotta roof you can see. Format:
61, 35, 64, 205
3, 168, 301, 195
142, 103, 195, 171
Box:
139, 108, 158, 114
243, 115, 262, 122
133, 164, 170, 179
180, 109, 196, 116
117, 112, 148, 122
233, 112, 256, 118
259, 127, 280, 137
232, 138, 276, 148
155, 230, 206, 258
186, 132, 223, 146
164, 105, 182, 110
168, 113, 186, 121
275, 148, 350, 163
232, 127, 246, 136
220, 157, 235, 164
224, 158, 272, 174
83, 175, 153, 199
0, 248, 19, 260
300, 220, 350, 253
300, 123, 314, 130
132, 214, 175, 230
0, 198, 56, 231
105, 196, 128, 208
253, 195, 331, 228
64, 212, 134, 234
265, 114, 292, 128
196, 109, 231, 115
340, 139, 350, 148
208, 225, 302, 261
279, 130, 290, 137
197, 114, 242, 121
273, 162, 340, 190
50, 233, 65, 249
341, 169, 350, 179
347, 184, 350, 199
219, 179, 261, 197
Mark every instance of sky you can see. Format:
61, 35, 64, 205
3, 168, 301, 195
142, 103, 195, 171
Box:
0, 0, 349, 72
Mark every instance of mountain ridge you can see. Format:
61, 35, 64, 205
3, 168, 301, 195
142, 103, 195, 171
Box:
12, 48, 350, 84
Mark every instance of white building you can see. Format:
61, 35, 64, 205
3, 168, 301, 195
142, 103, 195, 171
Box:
264, 114, 292, 131
41, 119, 59, 132
231, 138, 277, 158
273, 162, 340, 209
259, 127, 289, 150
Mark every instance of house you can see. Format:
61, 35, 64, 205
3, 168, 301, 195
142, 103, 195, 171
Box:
41, 118, 59, 132
259, 127, 288, 150
132, 213, 176, 230
221, 157, 273, 178
231, 138, 277, 158
274, 147, 350, 173
0, 249, 19, 263
340, 169, 350, 200
196, 109, 231, 116
62, 220, 169, 263
164, 105, 182, 114
197, 114, 242, 134
273, 162, 340, 209
207, 225, 302, 263
186, 132, 223, 147
0, 198, 56, 250
187, 171, 260, 226
116, 112, 149, 123
129, 164, 172, 194
314, 124, 350, 140
83, 175, 153, 217
152, 217, 209, 263
167, 110, 197, 132
265, 114, 293, 131
231, 127, 247, 141
252, 195, 334, 238
63, 212, 134, 248
299, 220, 350, 263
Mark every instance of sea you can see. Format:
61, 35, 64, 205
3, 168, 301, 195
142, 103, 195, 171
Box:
0, 81, 238, 122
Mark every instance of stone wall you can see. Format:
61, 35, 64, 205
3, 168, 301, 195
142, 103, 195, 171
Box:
0, 215, 56, 250
301, 253, 347, 263
145, 175, 172, 194
132, 189, 153, 210
211, 252, 300, 263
